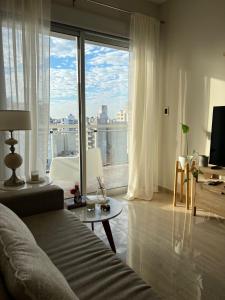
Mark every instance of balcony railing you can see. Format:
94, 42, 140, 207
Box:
47, 123, 128, 194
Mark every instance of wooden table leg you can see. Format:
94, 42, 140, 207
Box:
173, 161, 179, 207
190, 160, 195, 209
185, 163, 190, 210
180, 170, 184, 202
193, 206, 197, 216
191, 173, 197, 216
190, 173, 194, 209
102, 220, 116, 253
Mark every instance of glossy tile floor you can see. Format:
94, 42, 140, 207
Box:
89, 192, 225, 300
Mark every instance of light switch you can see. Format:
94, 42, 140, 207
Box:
164, 106, 169, 116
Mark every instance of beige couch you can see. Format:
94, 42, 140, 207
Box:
0, 186, 161, 300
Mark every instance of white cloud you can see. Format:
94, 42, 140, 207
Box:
50, 68, 78, 101
50, 38, 129, 119
50, 35, 77, 58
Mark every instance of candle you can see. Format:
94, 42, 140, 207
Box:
31, 171, 39, 182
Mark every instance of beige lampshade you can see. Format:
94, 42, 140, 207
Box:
0, 110, 31, 131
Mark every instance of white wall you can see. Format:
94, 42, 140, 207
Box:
159, 0, 225, 189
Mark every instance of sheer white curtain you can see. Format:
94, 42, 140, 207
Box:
0, 0, 50, 179
127, 14, 160, 200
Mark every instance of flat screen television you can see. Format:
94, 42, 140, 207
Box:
209, 106, 225, 167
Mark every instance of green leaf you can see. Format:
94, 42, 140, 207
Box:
192, 170, 198, 179
183, 178, 190, 184
181, 123, 190, 134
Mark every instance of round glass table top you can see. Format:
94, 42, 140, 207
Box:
72, 197, 122, 223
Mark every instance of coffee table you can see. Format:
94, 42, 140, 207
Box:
71, 197, 122, 253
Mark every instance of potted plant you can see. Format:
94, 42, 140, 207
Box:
178, 124, 203, 187
178, 123, 193, 169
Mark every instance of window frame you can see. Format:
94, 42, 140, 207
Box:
50, 22, 129, 195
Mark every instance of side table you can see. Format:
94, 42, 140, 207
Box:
173, 160, 195, 209
0, 176, 52, 192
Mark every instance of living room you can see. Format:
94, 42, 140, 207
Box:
0, 0, 225, 299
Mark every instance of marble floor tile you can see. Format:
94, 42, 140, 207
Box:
87, 192, 225, 300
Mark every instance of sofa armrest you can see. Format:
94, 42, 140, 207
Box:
0, 185, 64, 217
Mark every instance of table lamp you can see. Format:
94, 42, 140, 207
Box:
0, 110, 31, 186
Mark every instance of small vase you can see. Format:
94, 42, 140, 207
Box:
96, 187, 107, 204
178, 155, 193, 170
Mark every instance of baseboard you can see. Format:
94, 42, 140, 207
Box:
106, 186, 128, 196
107, 185, 172, 196
158, 185, 173, 194
87, 185, 171, 197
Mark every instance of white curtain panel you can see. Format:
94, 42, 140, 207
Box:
127, 14, 160, 200
0, 0, 50, 179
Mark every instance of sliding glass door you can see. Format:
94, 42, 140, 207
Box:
85, 41, 129, 193
48, 32, 80, 197
48, 24, 129, 196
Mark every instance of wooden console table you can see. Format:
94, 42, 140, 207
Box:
193, 167, 225, 217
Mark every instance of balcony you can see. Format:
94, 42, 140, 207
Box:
48, 123, 128, 197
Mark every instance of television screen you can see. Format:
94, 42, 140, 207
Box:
209, 106, 225, 167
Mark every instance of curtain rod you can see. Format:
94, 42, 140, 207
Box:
86, 0, 134, 14
84, 0, 165, 24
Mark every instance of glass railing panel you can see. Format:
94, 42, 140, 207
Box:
47, 123, 128, 195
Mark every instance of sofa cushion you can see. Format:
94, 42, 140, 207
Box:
0, 203, 36, 244
0, 203, 78, 300
0, 274, 11, 300
23, 209, 161, 300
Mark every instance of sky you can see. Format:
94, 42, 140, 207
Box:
50, 34, 129, 119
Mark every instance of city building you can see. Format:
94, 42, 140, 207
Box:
116, 109, 128, 123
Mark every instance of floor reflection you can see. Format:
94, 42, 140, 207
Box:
88, 192, 225, 300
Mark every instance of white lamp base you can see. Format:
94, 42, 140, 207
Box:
4, 131, 24, 187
